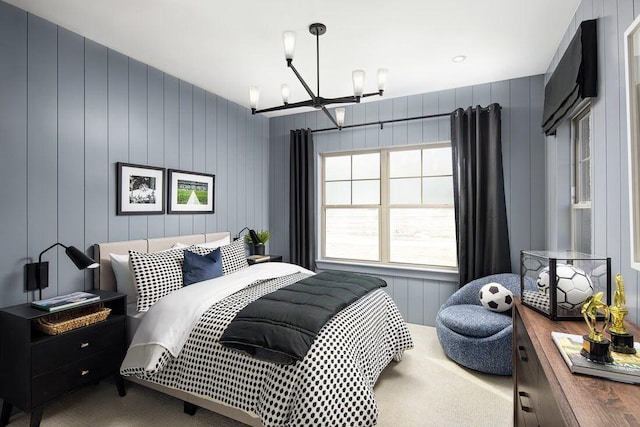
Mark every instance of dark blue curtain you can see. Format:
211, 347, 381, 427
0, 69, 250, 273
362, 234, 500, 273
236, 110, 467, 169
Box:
289, 129, 316, 271
451, 104, 511, 286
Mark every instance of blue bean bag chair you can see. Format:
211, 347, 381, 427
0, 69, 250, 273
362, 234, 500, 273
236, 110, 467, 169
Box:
436, 273, 530, 376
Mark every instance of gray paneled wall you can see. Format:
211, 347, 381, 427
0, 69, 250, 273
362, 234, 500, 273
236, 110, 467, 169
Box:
0, 1, 269, 307
545, 0, 640, 324
269, 76, 546, 326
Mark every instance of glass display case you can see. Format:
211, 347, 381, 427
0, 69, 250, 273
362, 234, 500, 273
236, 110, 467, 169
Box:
520, 250, 611, 321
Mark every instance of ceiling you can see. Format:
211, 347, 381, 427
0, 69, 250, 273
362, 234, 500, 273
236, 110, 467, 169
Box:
6, 0, 581, 117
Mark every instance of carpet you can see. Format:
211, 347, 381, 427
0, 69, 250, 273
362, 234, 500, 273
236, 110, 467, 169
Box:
7, 324, 512, 426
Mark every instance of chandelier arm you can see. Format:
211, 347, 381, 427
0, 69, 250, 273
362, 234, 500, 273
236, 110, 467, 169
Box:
320, 105, 340, 129
361, 90, 384, 98
288, 61, 318, 102
318, 95, 360, 105
253, 100, 315, 114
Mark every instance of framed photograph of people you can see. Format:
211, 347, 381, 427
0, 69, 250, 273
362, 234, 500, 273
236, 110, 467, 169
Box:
167, 169, 215, 214
116, 162, 165, 215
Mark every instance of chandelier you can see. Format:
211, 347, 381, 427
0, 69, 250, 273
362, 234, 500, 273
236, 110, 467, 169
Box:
249, 23, 388, 129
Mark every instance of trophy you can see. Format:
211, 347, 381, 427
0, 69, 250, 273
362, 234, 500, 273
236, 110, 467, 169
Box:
580, 292, 613, 363
608, 274, 636, 354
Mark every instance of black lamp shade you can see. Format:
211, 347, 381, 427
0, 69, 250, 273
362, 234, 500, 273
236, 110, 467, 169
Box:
65, 245, 99, 270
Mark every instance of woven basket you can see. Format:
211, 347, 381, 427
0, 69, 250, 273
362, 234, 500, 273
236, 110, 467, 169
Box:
35, 306, 111, 335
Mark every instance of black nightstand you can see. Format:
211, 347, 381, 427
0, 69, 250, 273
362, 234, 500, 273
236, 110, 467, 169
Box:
0, 290, 127, 427
247, 254, 283, 265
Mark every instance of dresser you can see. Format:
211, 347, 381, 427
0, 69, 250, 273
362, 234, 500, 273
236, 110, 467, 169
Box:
513, 298, 640, 426
0, 290, 126, 427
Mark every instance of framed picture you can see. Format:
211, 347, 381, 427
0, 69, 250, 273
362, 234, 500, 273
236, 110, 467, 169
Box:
167, 169, 215, 214
116, 162, 165, 215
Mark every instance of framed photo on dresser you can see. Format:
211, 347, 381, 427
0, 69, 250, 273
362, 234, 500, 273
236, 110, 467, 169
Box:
167, 169, 215, 214
116, 162, 165, 215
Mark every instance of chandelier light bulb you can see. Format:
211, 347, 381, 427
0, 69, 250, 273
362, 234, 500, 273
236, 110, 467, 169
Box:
283, 31, 296, 61
352, 70, 365, 98
377, 68, 388, 92
249, 86, 260, 109
281, 84, 290, 104
335, 107, 346, 127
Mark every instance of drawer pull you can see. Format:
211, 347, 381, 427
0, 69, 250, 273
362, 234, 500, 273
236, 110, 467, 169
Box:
80, 342, 90, 349
518, 391, 533, 413
81, 369, 90, 376
517, 345, 528, 362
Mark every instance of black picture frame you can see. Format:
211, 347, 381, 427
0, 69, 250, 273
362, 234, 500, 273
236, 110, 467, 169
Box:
167, 169, 215, 214
116, 162, 166, 215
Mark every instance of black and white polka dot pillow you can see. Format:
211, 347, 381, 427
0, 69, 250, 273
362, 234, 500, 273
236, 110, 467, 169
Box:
129, 248, 185, 312
219, 239, 249, 275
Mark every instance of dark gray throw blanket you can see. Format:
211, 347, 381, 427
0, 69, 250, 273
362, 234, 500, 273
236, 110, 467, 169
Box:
219, 270, 387, 364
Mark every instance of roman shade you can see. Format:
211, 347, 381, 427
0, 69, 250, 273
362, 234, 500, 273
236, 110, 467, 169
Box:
542, 19, 598, 136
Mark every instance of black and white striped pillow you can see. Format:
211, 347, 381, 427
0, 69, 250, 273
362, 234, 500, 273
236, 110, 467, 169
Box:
129, 248, 185, 312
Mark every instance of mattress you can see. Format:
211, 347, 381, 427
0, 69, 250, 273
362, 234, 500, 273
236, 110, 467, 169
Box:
126, 302, 145, 344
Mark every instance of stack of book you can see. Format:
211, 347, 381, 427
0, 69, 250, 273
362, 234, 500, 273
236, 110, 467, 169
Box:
31, 291, 100, 312
247, 255, 271, 263
552, 331, 640, 384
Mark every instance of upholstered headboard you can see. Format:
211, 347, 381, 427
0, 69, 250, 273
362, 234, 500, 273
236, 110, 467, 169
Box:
93, 232, 231, 291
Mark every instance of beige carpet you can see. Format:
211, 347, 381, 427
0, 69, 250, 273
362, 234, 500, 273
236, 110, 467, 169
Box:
7, 324, 512, 426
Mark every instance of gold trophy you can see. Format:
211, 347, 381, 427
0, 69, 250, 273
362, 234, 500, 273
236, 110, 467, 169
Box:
608, 274, 636, 354
580, 292, 613, 363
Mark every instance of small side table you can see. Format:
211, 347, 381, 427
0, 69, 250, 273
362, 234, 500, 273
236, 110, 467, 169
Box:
247, 255, 283, 265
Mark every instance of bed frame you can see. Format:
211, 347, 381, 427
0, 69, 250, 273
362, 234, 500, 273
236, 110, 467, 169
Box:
93, 232, 263, 426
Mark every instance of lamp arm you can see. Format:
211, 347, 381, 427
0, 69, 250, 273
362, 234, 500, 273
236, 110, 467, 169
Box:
38, 242, 68, 264
320, 106, 340, 129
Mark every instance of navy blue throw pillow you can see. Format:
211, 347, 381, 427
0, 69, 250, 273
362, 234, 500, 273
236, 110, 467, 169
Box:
182, 248, 223, 286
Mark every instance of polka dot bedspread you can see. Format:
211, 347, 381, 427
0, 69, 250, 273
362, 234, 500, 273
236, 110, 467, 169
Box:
121, 272, 413, 426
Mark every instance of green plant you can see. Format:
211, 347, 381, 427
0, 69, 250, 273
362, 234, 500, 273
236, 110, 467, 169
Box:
244, 229, 271, 245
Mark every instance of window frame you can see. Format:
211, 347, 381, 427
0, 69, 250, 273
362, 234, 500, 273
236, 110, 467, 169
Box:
570, 103, 592, 254
320, 142, 457, 270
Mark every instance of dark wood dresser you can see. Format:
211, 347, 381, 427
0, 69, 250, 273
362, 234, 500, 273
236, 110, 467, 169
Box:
513, 298, 640, 426
0, 290, 126, 426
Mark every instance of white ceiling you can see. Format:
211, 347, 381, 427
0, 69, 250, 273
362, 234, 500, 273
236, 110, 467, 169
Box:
6, 0, 581, 117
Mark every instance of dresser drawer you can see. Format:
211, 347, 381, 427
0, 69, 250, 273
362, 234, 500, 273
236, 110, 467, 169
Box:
32, 317, 124, 376
31, 349, 121, 406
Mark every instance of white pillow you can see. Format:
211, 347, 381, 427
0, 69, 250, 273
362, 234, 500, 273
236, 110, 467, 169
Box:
199, 236, 231, 249
110, 253, 137, 303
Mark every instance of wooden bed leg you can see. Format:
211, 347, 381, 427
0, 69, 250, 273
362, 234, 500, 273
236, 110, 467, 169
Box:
183, 401, 198, 416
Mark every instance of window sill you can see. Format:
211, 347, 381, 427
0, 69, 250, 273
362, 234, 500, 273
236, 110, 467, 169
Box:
315, 259, 459, 282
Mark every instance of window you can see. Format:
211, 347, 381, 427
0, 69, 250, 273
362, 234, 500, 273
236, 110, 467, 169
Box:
321, 144, 457, 269
571, 104, 592, 254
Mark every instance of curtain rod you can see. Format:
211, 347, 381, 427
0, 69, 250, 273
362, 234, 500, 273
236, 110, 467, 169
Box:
311, 104, 500, 133
311, 112, 450, 133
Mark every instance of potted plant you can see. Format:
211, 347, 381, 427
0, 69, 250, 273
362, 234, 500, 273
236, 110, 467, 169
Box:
244, 229, 271, 255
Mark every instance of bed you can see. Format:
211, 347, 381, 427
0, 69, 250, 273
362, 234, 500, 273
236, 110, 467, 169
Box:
94, 233, 413, 426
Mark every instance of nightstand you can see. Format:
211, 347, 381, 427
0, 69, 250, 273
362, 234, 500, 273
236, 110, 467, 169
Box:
0, 290, 127, 427
247, 255, 283, 265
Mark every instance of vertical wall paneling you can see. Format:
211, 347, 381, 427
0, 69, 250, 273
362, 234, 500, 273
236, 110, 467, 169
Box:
236, 106, 247, 234
128, 59, 149, 240
205, 93, 218, 233
508, 78, 532, 268
422, 92, 439, 142
178, 80, 194, 235
163, 75, 180, 236
28, 15, 58, 300
84, 40, 109, 281
192, 87, 206, 233
391, 97, 408, 146
107, 50, 130, 242
0, 2, 28, 304
529, 77, 546, 250
365, 102, 380, 148
226, 103, 238, 234
437, 89, 455, 141
406, 278, 424, 324
407, 95, 422, 144
351, 104, 366, 150
215, 97, 228, 233
146, 66, 165, 238
57, 28, 85, 295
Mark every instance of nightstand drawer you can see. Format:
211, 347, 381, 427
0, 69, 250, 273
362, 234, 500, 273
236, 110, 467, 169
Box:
32, 349, 120, 406
32, 317, 124, 376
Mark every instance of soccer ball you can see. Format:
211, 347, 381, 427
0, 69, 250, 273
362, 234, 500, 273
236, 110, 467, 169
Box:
479, 283, 514, 312
536, 264, 594, 310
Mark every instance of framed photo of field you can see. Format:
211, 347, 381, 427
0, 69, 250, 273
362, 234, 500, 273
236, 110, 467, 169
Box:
117, 162, 165, 215
167, 169, 215, 214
